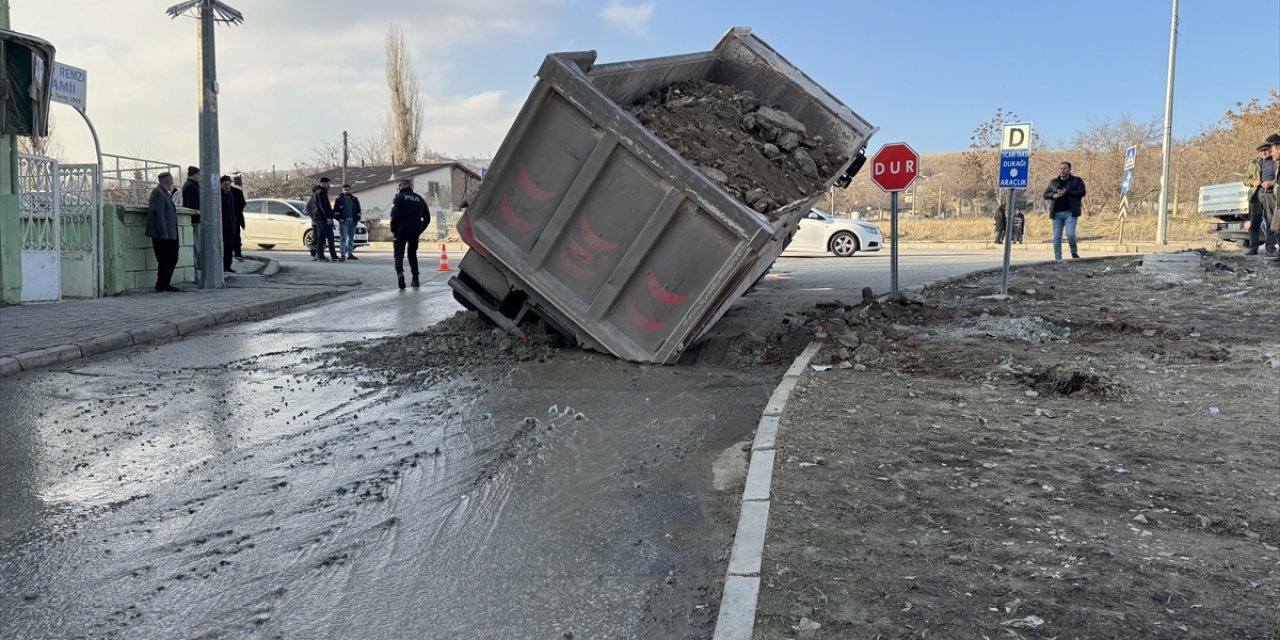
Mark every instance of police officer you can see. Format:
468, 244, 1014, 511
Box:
389, 178, 430, 289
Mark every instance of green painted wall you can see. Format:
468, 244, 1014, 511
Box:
103, 204, 197, 294
0, 0, 21, 304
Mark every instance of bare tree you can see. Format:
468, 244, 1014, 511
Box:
310, 138, 343, 170
958, 108, 1037, 216
385, 25, 425, 165
1064, 115, 1162, 216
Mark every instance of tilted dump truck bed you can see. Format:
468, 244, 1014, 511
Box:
451, 28, 876, 364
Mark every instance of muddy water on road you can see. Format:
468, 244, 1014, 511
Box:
1, 293, 782, 639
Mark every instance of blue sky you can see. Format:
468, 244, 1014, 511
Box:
15, 0, 1279, 169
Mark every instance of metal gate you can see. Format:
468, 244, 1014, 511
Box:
59, 163, 102, 298
18, 154, 60, 302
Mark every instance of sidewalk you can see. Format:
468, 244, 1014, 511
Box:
0, 260, 351, 377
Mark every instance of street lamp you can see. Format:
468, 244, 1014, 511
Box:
1156, 0, 1178, 245
166, 0, 243, 289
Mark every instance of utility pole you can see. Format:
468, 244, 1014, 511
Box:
167, 0, 244, 289
341, 130, 349, 187
1156, 0, 1178, 245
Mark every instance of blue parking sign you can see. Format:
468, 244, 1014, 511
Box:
998, 151, 1030, 189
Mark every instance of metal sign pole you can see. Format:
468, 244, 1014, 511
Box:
890, 191, 899, 297
1000, 189, 1015, 296
1118, 195, 1129, 243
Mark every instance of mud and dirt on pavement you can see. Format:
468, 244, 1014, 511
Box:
754, 251, 1280, 639
628, 79, 846, 218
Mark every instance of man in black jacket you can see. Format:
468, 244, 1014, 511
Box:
219, 175, 246, 272
1042, 161, 1087, 262
181, 166, 201, 273
309, 177, 339, 261
333, 184, 362, 261
389, 178, 430, 289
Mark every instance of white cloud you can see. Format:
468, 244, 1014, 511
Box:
422, 90, 526, 158
599, 1, 654, 36
12, 0, 563, 169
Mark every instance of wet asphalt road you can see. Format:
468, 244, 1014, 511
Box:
0, 249, 776, 639
1, 247, 1042, 639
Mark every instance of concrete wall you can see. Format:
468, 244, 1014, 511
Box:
102, 204, 196, 295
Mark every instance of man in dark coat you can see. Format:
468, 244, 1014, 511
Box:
1042, 161, 1087, 262
333, 184, 362, 261
181, 166, 201, 272
145, 172, 181, 292
308, 177, 339, 261
389, 178, 430, 289
219, 175, 246, 272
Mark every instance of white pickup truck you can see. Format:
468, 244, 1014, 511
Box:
1199, 182, 1252, 246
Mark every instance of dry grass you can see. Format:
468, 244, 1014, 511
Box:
891, 214, 1212, 243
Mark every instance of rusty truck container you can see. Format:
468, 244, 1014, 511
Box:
451, 27, 876, 364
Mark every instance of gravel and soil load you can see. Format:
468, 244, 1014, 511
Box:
755, 251, 1280, 639
629, 79, 847, 219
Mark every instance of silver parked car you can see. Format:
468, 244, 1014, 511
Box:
784, 209, 883, 257
242, 198, 369, 250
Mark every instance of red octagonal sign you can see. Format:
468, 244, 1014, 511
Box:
870, 142, 919, 193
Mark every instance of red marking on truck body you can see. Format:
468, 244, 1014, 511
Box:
558, 247, 593, 281
500, 197, 535, 232
580, 217, 619, 253
519, 166, 556, 203
567, 238, 595, 268
646, 273, 687, 305
624, 298, 664, 330
461, 218, 488, 254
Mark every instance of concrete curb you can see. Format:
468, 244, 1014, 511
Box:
712, 340, 823, 640
0, 289, 344, 378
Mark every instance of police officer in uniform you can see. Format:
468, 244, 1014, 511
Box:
389, 178, 430, 289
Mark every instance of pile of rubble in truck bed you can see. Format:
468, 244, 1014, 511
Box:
629, 79, 846, 220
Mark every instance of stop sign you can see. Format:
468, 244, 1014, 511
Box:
870, 142, 919, 192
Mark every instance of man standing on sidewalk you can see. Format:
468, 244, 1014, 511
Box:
1244, 141, 1277, 257
308, 177, 339, 262
181, 166, 201, 276
219, 175, 246, 273
1042, 161, 1086, 262
389, 178, 430, 289
145, 173, 181, 292
333, 184, 362, 261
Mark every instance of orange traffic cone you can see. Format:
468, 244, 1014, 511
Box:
437, 244, 452, 272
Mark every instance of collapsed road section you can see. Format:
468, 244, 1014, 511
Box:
449, 27, 877, 364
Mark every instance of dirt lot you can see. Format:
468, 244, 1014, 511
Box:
755, 251, 1280, 639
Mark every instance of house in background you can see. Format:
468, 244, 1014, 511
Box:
314, 161, 481, 227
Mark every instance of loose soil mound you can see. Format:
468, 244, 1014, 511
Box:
629, 79, 846, 219
757, 251, 1280, 639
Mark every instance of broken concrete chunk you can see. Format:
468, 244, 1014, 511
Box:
793, 148, 819, 178
700, 166, 729, 184
777, 131, 802, 152
755, 106, 807, 135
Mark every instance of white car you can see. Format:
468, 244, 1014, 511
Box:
242, 198, 369, 250
785, 209, 883, 257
